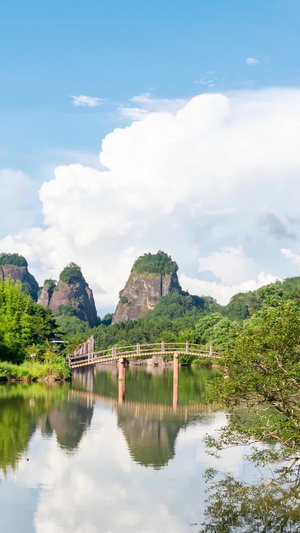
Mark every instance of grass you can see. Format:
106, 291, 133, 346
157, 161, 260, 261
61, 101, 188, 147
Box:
0, 359, 71, 382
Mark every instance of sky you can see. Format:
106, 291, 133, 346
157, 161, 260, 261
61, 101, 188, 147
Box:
1, 0, 300, 315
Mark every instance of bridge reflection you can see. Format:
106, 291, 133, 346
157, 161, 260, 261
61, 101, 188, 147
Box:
71, 365, 217, 468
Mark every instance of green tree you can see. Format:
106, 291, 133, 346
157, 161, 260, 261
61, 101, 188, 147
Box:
0, 279, 58, 363
207, 301, 300, 463
195, 313, 240, 348
132, 251, 178, 275
0, 253, 28, 267
59, 262, 85, 285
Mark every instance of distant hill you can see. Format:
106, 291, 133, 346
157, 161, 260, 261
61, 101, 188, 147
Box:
38, 262, 98, 327
0, 253, 39, 301
112, 251, 181, 323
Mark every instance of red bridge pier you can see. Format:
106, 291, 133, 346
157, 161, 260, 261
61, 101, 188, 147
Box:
118, 357, 126, 404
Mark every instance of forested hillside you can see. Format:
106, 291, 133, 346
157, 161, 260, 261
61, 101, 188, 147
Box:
61, 277, 300, 353
1, 247, 300, 367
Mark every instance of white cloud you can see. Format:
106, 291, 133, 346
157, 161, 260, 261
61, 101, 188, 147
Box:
281, 248, 300, 267
198, 247, 255, 285
119, 106, 149, 121
194, 72, 217, 87
180, 272, 280, 306
2, 88, 300, 313
246, 57, 259, 65
119, 92, 186, 121
129, 92, 153, 103
70, 95, 105, 107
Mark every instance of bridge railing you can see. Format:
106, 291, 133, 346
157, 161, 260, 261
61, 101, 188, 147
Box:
68, 342, 224, 368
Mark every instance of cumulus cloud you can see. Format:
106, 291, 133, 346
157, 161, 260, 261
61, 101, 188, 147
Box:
2, 88, 300, 313
198, 247, 255, 285
258, 208, 296, 239
176, 247, 280, 304
70, 95, 105, 107
246, 57, 259, 65
281, 248, 300, 268
180, 272, 280, 306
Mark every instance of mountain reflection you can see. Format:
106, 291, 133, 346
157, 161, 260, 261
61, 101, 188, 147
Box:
0, 383, 94, 474
0, 365, 217, 475
72, 364, 216, 468
40, 395, 94, 451
117, 405, 189, 468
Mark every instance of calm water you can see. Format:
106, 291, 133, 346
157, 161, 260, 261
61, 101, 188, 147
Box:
0, 366, 275, 532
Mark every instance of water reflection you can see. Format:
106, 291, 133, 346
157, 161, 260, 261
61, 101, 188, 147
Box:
1, 367, 285, 533
72, 365, 217, 468
200, 468, 300, 532
0, 382, 94, 475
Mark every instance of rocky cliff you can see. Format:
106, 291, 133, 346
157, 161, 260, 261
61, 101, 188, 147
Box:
38, 263, 98, 327
37, 284, 53, 307
0, 253, 39, 301
112, 251, 181, 323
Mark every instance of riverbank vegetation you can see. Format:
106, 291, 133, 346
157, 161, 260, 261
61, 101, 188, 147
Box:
0, 359, 71, 382
0, 279, 70, 380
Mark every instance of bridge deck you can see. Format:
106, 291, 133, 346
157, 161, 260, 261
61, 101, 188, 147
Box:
68, 342, 223, 369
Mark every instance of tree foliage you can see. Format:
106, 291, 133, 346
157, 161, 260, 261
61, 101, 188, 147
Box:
207, 301, 300, 463
195, 313, 240, 348
222, 277, 300, 321
56, 315, 91, 339
147, 293, 219, 321
55, 304, 80, 318
59, 262, 85, 285
0, 253, 28, 267
0, 279, 58, 363
132, 251, 178, 275
44, 278, 57, 290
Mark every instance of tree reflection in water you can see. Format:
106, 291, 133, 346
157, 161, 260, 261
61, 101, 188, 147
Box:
200, 465, 300, 532
0, 383, 94, 475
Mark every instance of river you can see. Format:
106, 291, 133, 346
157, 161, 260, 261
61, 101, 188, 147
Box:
0, 365, 296, 532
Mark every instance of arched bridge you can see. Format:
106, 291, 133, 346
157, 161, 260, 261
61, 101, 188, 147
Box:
68, 341, 223, 369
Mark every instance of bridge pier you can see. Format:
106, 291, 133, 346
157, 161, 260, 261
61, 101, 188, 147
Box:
118, 357, 126, 404
173, 352, 179, 381
118, 357, 126, 380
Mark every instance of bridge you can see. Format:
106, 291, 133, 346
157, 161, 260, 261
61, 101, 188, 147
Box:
68, 341, 223, 369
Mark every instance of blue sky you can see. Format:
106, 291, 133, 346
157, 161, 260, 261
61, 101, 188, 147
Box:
1, 1, 300, 313
2, 0, 300, 176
